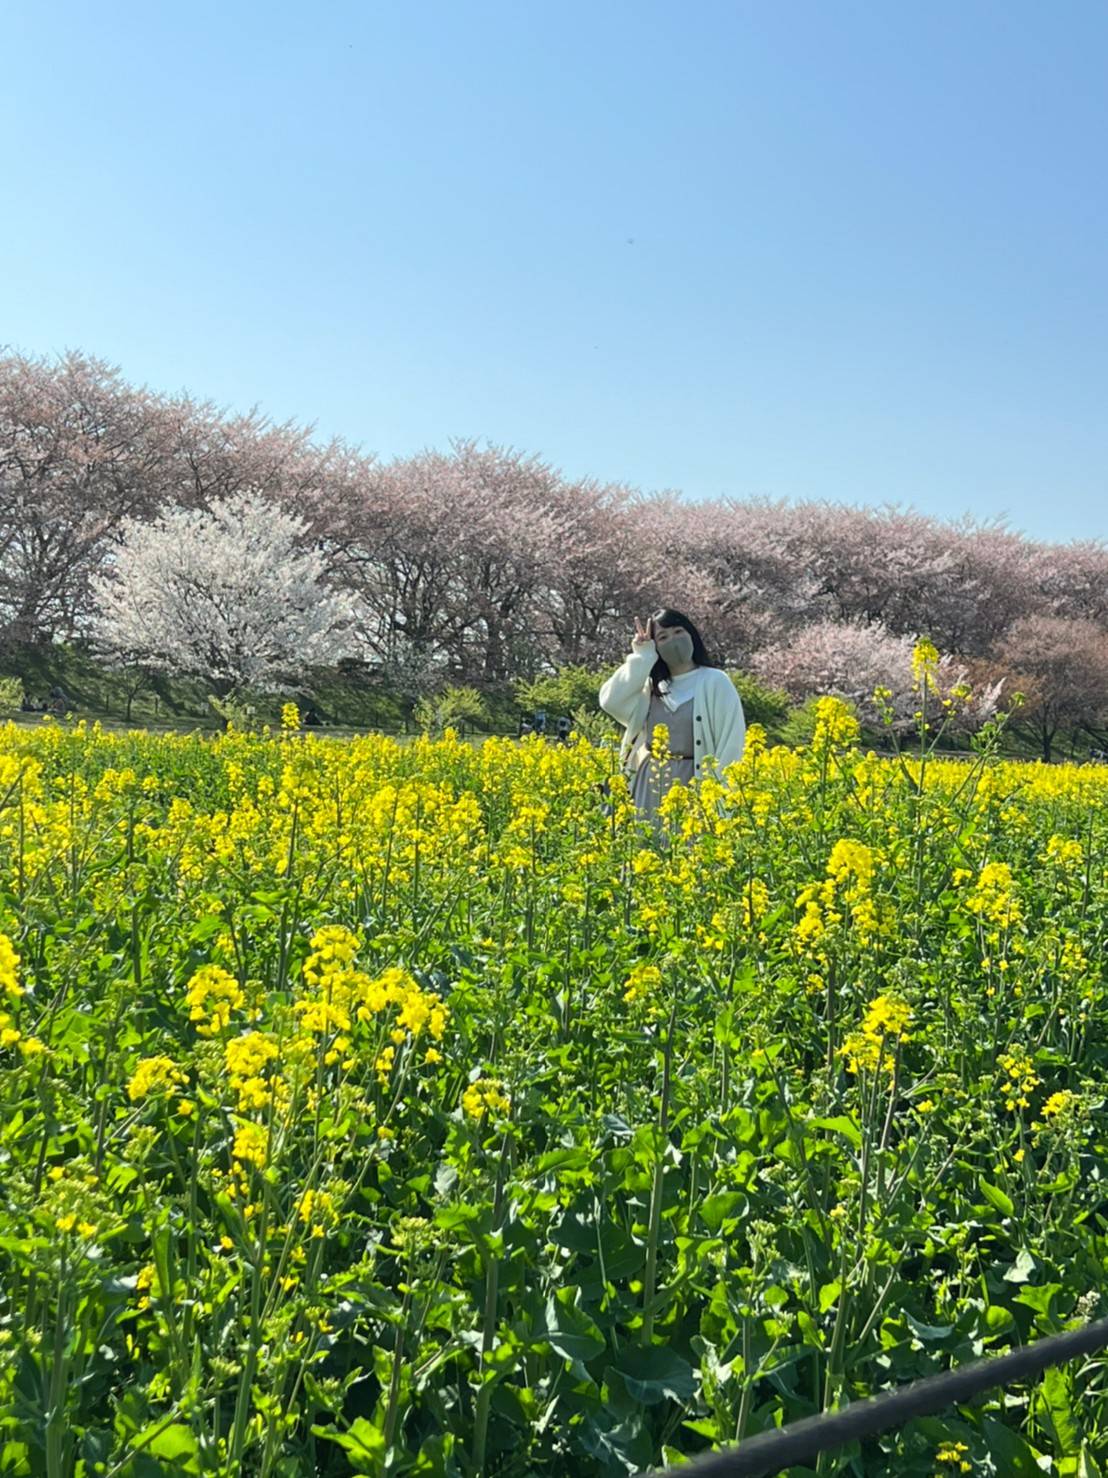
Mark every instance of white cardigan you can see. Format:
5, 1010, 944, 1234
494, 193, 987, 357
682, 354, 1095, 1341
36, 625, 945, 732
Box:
598, 640, 747, 781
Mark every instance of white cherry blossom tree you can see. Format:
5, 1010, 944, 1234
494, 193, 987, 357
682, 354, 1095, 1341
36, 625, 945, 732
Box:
89, 489, 359, 695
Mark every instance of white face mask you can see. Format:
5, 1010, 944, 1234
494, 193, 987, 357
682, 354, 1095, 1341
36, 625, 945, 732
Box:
659, 629, 694, 666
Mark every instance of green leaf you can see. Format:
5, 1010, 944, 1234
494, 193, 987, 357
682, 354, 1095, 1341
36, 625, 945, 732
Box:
0, 1443, 31, 1477
1013, 1282, 1064, 1319
612, 1346, 697, 1406
984, 1305, 1015, 1334
145, 1426, 199, 1463
187, 914, 225, 943
1038, 1364, 1082, 1457
1077, 1442, 1105, 1478
412, 1432, 456, 1472
540, 1288, 605, 1366
979, 1180, 1015, 1217
810, 1115, 862, 1150
310, 1419, 386, 1475
700, 1191, 747, 1232
577, 1409, 651, 1472
1042, 1167, 1079, 1194
979, 1416, 1049, 1477
818, 1280, 842, 1313
797, 1309, 824, 1349
551, 1210, 598, 1252
904, 1312, 955, 1342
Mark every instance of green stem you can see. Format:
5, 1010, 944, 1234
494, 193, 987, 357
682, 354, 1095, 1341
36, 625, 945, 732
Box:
642, 993, 678, 1345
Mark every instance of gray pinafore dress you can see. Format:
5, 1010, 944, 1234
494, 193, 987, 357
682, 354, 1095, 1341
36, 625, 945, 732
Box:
630, 689, 697, 829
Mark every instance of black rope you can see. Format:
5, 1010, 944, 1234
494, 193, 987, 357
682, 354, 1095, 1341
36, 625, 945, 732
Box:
652, 1315, 1108, 1478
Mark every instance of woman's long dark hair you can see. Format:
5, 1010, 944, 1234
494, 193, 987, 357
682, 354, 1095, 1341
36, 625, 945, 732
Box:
648, 608, 719, 696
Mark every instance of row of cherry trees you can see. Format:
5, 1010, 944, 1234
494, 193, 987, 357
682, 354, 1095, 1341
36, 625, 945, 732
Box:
3, 348, 1108, 755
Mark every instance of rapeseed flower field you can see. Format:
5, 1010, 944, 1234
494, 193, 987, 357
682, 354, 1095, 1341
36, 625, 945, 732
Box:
1, 698, 1106, 1476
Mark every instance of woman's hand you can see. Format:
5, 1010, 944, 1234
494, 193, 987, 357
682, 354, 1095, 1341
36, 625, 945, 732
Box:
632, 615, 654, 649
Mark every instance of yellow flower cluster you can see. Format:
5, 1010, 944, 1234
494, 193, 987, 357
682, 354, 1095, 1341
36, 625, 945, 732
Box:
934, 1439, 971, 1473
127, 1054, 188, 1102
811, 696, 860, 749
185, 964, 246, 1036
1032, 1087, 1086, 1144
295, 925, 448, 1061
840, 993, 914, 1076
0, 1009, 45, 1057
0, 931, 43, 1053
225, 1031, 282, 1111
1043, 1089, 1077, 1119
793, 839, 884, 960
233, 1121, 269, 1170
296, 1186, 339, 1234
965, 862, 1023, 930
824, 838, 886, 943
997, 1047, 1040, 1111
650, 723, 673, 763
41, 1159, 108, 1243
462, 1077, 511, 1121
302, 923, 359, 984
738, 878, 770, 930
0, 932, 24, 1000
793, 883, 835, 953
911, 639, 941, 695
1058, 937, 1089, 981
826, 838, 875, 891
135, 1262, 158, 1310
1043, 833, 1083, 870
623, 962, 663, 1006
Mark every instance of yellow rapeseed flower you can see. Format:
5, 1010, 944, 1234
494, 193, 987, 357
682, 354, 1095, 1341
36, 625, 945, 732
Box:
127, 1055, 188, 1102
185, 964, 245, 1036
0, 933, 24, 1001
462, 1078, 511, 1121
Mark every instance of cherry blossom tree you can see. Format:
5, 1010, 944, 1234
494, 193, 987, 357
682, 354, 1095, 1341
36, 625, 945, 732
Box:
323, 447, 487, 685
0, 349, 176, 647
992, 615, 1108, 761
1026, 537, 1108, 627
535, 476, 647, 668
749, 616, 1003, 732
749, 617, 916, 727
88, 489, 360, 695
328, 438, 586, 685
759, 500, 1040, 655
157, 387, 364, 519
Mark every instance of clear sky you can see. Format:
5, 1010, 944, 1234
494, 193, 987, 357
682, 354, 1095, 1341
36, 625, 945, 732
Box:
4, 0, 1107, 543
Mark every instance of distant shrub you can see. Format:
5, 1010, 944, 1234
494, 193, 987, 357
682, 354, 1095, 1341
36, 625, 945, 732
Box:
777, 693, 863, 748
207, 693, 262, 732
726, 670, 792, 732
514, 667, 604, 717
0, 677, 23, 714
413, 685, 489, 737
514, 666, 617, 744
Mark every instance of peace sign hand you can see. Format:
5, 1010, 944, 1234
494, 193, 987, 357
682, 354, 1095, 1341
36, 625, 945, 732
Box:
632, 615, 654, 649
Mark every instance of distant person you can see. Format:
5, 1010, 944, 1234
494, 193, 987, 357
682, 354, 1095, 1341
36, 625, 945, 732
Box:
598, 608, 746, 831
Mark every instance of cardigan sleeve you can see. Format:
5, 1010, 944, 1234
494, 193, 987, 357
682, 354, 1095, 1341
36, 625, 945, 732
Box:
705, 671, 746, 773
598, 641, 656, 725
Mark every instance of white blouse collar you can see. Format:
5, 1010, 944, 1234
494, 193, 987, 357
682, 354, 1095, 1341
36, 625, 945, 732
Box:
658, 665, 704, 712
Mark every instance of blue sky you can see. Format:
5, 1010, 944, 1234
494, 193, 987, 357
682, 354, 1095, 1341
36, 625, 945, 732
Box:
4, 0, 1107, 543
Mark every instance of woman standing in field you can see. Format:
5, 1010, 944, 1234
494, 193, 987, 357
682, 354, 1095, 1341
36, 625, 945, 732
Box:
598, 608, 747, 829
